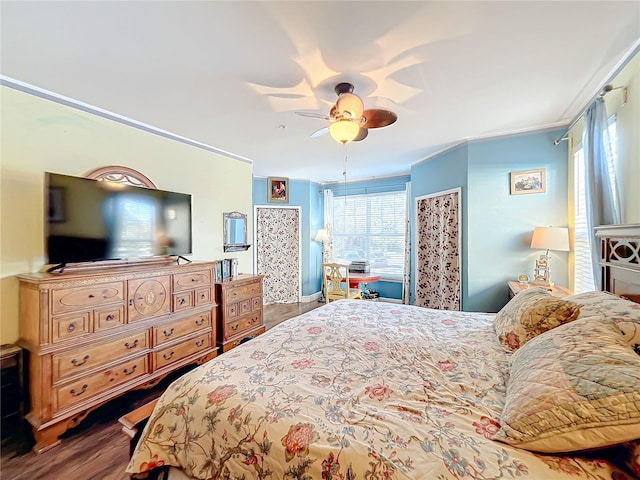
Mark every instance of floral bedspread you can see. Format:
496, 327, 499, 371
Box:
127, 300, 628, 479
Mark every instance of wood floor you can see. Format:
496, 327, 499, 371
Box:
0, 301, 322, 480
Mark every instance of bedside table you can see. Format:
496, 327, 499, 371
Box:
508, 280, 573, 299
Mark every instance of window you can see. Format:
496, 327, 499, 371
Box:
573, 116, 617, 293
331, 190, 406, 280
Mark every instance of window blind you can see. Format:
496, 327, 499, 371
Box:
332, 190, 406, 280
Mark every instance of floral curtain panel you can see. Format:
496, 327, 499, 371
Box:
256, 207, 300, 304
415, 189, 461, 310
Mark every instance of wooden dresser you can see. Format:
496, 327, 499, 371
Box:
215, 274, 265, 352
18, 260, 219, 453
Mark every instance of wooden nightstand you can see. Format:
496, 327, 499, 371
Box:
508, 280, 573, 299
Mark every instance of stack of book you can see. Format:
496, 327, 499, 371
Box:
349, 260, 370, 273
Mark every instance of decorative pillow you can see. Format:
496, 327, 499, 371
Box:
494, 287, 582, 352
492, 317, 640, 453
567, 291, 640, 353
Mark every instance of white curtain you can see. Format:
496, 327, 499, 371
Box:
323, 189, 334, 263
583, 97, 621, 287
402, 181, 412, 304
256, 207, 300, 304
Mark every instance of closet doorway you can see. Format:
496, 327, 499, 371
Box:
254, 206, 302, 304
414, 188, 462, 310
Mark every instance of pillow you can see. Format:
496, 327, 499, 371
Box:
494, 287, 582, 352
492, 316, 640, 453
567, 291, 640, 353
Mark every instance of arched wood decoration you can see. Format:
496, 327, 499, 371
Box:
85, 166, 156, 189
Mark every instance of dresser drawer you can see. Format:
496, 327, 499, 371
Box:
221, 326, 266, 353
51, 282, 125, 316
128, 276, 171, 322
224, 280, 262, 302
94, 306, 125, 332
173, 270, 211, 292
52, 312, 91, 343
225, 302, 239, 320
194, 287, 212, 306
153, 332, 211, 370
224, 313, 262, 341
173, 292, 194, 312
54, 355, 148, 413
53, 330, 149, 382
154, 311, 211, 346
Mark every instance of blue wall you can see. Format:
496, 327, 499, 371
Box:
410, 130, 568, 312
253, 178, 323, 297
411, 144, 469, 305
466, 131, 568, 312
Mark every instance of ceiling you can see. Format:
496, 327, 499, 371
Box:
1, 1, 639, 183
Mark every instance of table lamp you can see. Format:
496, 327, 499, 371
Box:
530, 226, 569, 287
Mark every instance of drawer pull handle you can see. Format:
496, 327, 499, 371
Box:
231, 324, 239, 331
70, 384, 88, 397
163, 328, 175, 337
195, 339, 205, 347
179, 298, 186, 305
124, 339, 139, 349
106, 314, 115, 321
200, 293, 206, 299
67, 322, 77, 332
71, 355, 90, 367
195, 318, 205, 326
192, 278, 196, 282
129, 299, 133, 306
124, 365, 137, 375
88, 294, 95, 298
163, 351, 175, 361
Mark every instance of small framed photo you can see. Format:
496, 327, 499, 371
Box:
268, 177, 289, 203
510, 168, 546, 195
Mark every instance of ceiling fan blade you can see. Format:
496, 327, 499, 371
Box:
362, 109, 398, 129
310, 126, 329, 138
353, 128, 368, 142
295, 111, 330, 120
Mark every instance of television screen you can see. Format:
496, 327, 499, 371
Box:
46, 172, 192, 265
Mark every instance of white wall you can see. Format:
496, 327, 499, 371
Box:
0, 86, 254, 344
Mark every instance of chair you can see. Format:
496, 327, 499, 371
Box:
323, 263, 362, 303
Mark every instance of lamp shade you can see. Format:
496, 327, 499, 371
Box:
530, 227, 570, 251
314, 228, 329, 243
329, 120, 359, 144
336, 93, 364, 120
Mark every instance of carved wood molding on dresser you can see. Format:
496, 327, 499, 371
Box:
18, 260, 220, 453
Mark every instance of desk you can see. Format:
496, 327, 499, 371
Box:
348, 272, 381, 289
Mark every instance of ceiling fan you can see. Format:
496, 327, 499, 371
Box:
295, 82, 398, 144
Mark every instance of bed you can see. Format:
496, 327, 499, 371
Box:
126, 224, 640, 479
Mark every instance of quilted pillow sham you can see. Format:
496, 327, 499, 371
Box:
494, 286, 581, 352
492, 316, 640, 453
567, 290, 640, 353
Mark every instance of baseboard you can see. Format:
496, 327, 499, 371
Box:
301, 292, 322, 303
380, 297, 402, 304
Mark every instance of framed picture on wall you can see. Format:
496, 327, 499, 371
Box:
268, 177, 289, 203
510, 168, 546, 195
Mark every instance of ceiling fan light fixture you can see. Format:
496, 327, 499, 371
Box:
336, 92, 364, 120
329, 120, 359, 144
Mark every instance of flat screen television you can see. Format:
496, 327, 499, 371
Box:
45, 172, 192, 267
